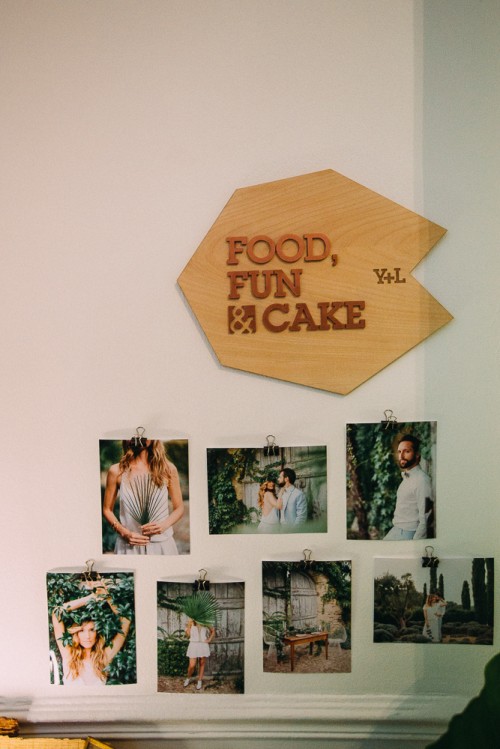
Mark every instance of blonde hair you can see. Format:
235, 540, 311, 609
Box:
67, 624, 107, 683
425, 594, 439, 607
119, 440, 172, 488
258, 479, 276, 509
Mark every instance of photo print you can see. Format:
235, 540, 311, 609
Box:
47, 569, 136, 686
374, 556, 494, 645
157, 579, 245, 694
346, 421, 436, 540
100, 438, 190, 554
207, 445, 327, 535
262, 560, 351, 673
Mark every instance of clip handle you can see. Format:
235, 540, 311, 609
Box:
132, 426, 146, 447
81, 558, 101, 586
421, 546, 439, 568
302, 548, 314, 569
382, 410, 398, 429
193, 569, 210, 591
263, 434, 280, 458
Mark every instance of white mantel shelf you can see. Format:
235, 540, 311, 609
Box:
1, 693, 468, 743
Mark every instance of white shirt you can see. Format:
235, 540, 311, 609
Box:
393, 464, 432, 539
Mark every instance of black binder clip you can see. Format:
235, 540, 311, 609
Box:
422, 546, 439, 568
301, 549, 314, 570
81, 559, 102, 588
193, 569, 210, 591
382, 410, 398, 430
263, 434, 280, 458
132, 426, 146, 447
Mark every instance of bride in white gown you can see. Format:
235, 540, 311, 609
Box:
423, 594, 447, 642
257, 478, 282, 533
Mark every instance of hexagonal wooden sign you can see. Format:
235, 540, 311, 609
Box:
178, 170, 452, 394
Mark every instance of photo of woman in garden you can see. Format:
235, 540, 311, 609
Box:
157, 580, 245, 693
374, 556, 493, 645
100, 438, 189, 555
423, 593, 447, 642
47, 571, 136, 686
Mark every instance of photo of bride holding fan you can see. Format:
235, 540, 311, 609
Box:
100, 436, 190, 555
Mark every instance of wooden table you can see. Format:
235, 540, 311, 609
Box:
282, 631, 328, 672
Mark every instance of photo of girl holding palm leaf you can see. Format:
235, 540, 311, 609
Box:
157, 581, 245, 693
101, 438, 189, 555
181, 592, 219, 691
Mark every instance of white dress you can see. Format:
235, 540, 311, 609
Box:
115, 471, 178, 555
257, 491, 281, 533
423, 602, 446, 642
257, 507, 280, 533
186, 625, 211, 658
63, 658, 105, 686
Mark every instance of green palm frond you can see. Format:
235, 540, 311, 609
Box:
177, 592, 220, 628
122, 473, 166, 526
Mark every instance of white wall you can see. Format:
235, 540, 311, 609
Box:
0, 1, 498, 746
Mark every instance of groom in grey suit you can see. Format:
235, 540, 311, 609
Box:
278, 467, 307, 526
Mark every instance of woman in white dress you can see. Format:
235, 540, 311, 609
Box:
103, 439, 184, 555
183, 619, 215, 690
257, 477, 282, 533
52, 584, 131, 686
423, 594, 447, 642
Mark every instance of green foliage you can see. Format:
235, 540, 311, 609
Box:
177, 591, 221, 628
47, 572, 136, 685
472, 558, 488, 625
262, 561, 352, 628
347, 422, 434, 539
207, 449, 249, 534
263, 611, 287, 661
157, 629, 188, 676
485, 558, 494, 627
430, 565, 438, 594
461, 580, 471, 610
374, 572, 423, 628
422, 582, 428, 605
374, 628, 395, 642
438, 574, 445, 599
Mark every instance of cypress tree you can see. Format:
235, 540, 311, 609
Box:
486, 557, 494, 627
461, 580, 471, 610
438, 573, 444, 599
430, 565, 437, 595
472, 558, 487, 625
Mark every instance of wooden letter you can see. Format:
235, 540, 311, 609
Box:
275, 268, 302, 297
304, 233, 331, 262
247, 235, 275, 264
345, 301, 365, 329
226, 237, 247, 265
275, 234, 305, 263
317, 302, 345, 330
289, 303, 320, 332
227, 271, 248, 299
262, 303, 289, 332
248, 269, 274, 299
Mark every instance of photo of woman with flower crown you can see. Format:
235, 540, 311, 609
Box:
47, 571, 136, 686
